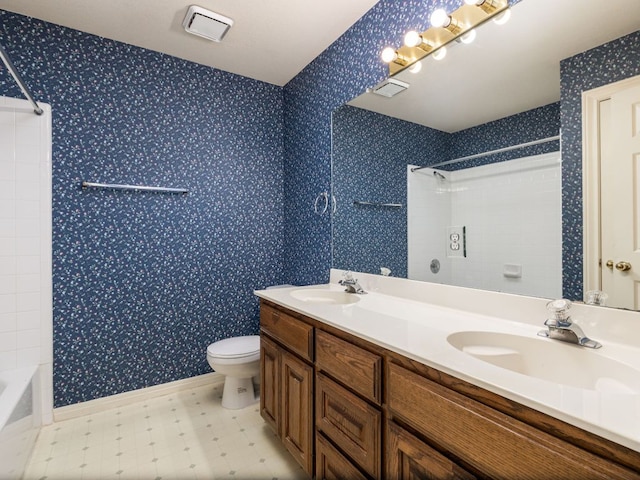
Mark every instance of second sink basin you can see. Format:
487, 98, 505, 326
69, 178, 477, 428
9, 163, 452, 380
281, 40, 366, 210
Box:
447, 331, 640, 394
289, 288, 361, 305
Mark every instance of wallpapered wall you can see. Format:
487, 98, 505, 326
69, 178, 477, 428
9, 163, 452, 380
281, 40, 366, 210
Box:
332, 105, 450, 278
449, 102, 560, 169
560, 30, 640, 299
0, 11, 285, 407
331, 102, 559, 279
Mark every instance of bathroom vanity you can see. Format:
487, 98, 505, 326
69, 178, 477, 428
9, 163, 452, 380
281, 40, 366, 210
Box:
255, 271, 640, 479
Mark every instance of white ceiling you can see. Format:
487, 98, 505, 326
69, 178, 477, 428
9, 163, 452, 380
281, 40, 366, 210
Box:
350, 0, 640, 132
0, 0, 380, 86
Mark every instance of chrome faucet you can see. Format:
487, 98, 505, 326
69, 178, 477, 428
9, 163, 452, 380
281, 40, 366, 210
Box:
339, 271, 367, 294
538, 299, 602, 348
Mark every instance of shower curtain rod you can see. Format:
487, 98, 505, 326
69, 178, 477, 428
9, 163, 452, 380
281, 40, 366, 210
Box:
410, 133, 560, 173
0, 43, 43, 115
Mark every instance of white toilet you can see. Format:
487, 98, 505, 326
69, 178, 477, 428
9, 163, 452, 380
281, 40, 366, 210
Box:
206, 335, 260, 409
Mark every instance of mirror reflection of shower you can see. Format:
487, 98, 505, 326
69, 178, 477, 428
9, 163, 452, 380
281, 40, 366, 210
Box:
433, 170, 446, 181
407, 152, 562, 299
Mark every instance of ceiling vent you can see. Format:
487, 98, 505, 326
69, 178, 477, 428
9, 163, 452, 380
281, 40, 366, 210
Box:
370, 78, 410, 98
183, 5, 234, 42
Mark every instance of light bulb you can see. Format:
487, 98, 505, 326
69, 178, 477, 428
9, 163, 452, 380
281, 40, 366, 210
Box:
404, 30, 422, 48
430, 9, 451, 28
460, 29, 476, 44
408, 61, 422, 74
464, 0, 483, 5
432, 47, 447, 61
493, 8, 511, 25
381, 47, 397, 63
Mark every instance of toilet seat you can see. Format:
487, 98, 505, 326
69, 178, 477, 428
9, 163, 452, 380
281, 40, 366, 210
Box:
207, 335, 260, 361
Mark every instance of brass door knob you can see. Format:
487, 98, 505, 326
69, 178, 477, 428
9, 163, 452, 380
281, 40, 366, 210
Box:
615, 261, 632, 272
606, 260, 614, 269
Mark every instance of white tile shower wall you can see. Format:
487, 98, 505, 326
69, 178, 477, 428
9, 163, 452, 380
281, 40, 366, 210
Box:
408, 153, 562, 299
407, 166, 452, 283
0, 96, 53, 423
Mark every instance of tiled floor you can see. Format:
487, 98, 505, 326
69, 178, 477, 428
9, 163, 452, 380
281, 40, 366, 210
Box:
24, 383, 307, 480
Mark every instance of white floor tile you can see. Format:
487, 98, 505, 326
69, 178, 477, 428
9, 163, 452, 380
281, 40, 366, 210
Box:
24, 383, 307, 479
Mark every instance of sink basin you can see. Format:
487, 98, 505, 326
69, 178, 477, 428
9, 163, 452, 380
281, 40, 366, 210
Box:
447, 331, 640, 394
289, 288, 361, 305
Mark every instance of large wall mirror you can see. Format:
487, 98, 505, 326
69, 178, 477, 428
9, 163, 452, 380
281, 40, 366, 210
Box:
331, 0, 640, 308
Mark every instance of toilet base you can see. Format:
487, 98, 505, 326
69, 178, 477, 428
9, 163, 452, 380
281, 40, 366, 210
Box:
221, 376, 258, 410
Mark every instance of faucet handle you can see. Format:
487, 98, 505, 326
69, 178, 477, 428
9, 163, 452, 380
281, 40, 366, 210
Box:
342, 271, 354, 282
546, 299, 572, 323
584, 290, 608, 306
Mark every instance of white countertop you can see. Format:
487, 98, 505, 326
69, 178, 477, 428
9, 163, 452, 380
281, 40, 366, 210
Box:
255, 271, 640, 453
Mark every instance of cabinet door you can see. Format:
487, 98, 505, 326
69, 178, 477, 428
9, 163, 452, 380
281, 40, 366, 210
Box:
260, 334, 280, 434
281, 349, 314, 476
316, 432, 368, 480
387, 421, 476, 480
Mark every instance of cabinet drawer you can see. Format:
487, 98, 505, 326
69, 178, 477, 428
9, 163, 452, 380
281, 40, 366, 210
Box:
316, 432, 368, 480
316, 373, 381, 478
260, 303, 313, 361
315, 329, 381, 404
388, 363, 638, 480
386, 421, 476, 480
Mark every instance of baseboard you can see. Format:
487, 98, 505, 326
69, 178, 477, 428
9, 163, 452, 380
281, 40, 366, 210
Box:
53, 372, 224, 422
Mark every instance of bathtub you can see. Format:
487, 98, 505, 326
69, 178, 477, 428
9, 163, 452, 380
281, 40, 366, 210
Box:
0, 366, 40, 480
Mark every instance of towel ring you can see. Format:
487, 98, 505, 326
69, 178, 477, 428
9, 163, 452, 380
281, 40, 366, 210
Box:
314, 192, 329, 215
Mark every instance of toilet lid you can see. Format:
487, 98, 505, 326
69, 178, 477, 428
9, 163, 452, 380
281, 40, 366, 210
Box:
207, 335, 260, 359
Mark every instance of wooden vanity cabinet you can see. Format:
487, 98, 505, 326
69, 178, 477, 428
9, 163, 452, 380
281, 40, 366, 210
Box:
259, 303, 314, 476
259, 300, 640, 480
387, 362, 640, 480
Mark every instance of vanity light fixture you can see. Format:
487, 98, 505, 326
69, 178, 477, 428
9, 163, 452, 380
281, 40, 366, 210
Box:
381, 47, 409, 66
408, 61, 422, 73
493, 8, 512, 25
464, 0, 500, 14
432, 47, 447, 60
459, 29, 477, 44
430, 8, 463, 34
404, 31, 434, 52
381, 0, 508, 76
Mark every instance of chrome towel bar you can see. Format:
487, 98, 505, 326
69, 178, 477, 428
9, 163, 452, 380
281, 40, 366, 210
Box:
353, 200, 402, 208
81, 181, 189, 194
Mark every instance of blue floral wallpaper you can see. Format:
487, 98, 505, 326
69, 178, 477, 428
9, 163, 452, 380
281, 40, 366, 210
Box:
560, 30, 640, 299
332, 105, 450, 277
449, 102, 560, 170
0, 11, 284, 406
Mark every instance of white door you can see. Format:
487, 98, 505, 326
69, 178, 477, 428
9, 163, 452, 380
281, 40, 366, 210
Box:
600, 80, 640, 309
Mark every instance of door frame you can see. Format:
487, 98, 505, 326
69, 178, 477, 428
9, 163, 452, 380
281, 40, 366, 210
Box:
582, 74, 640, 293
